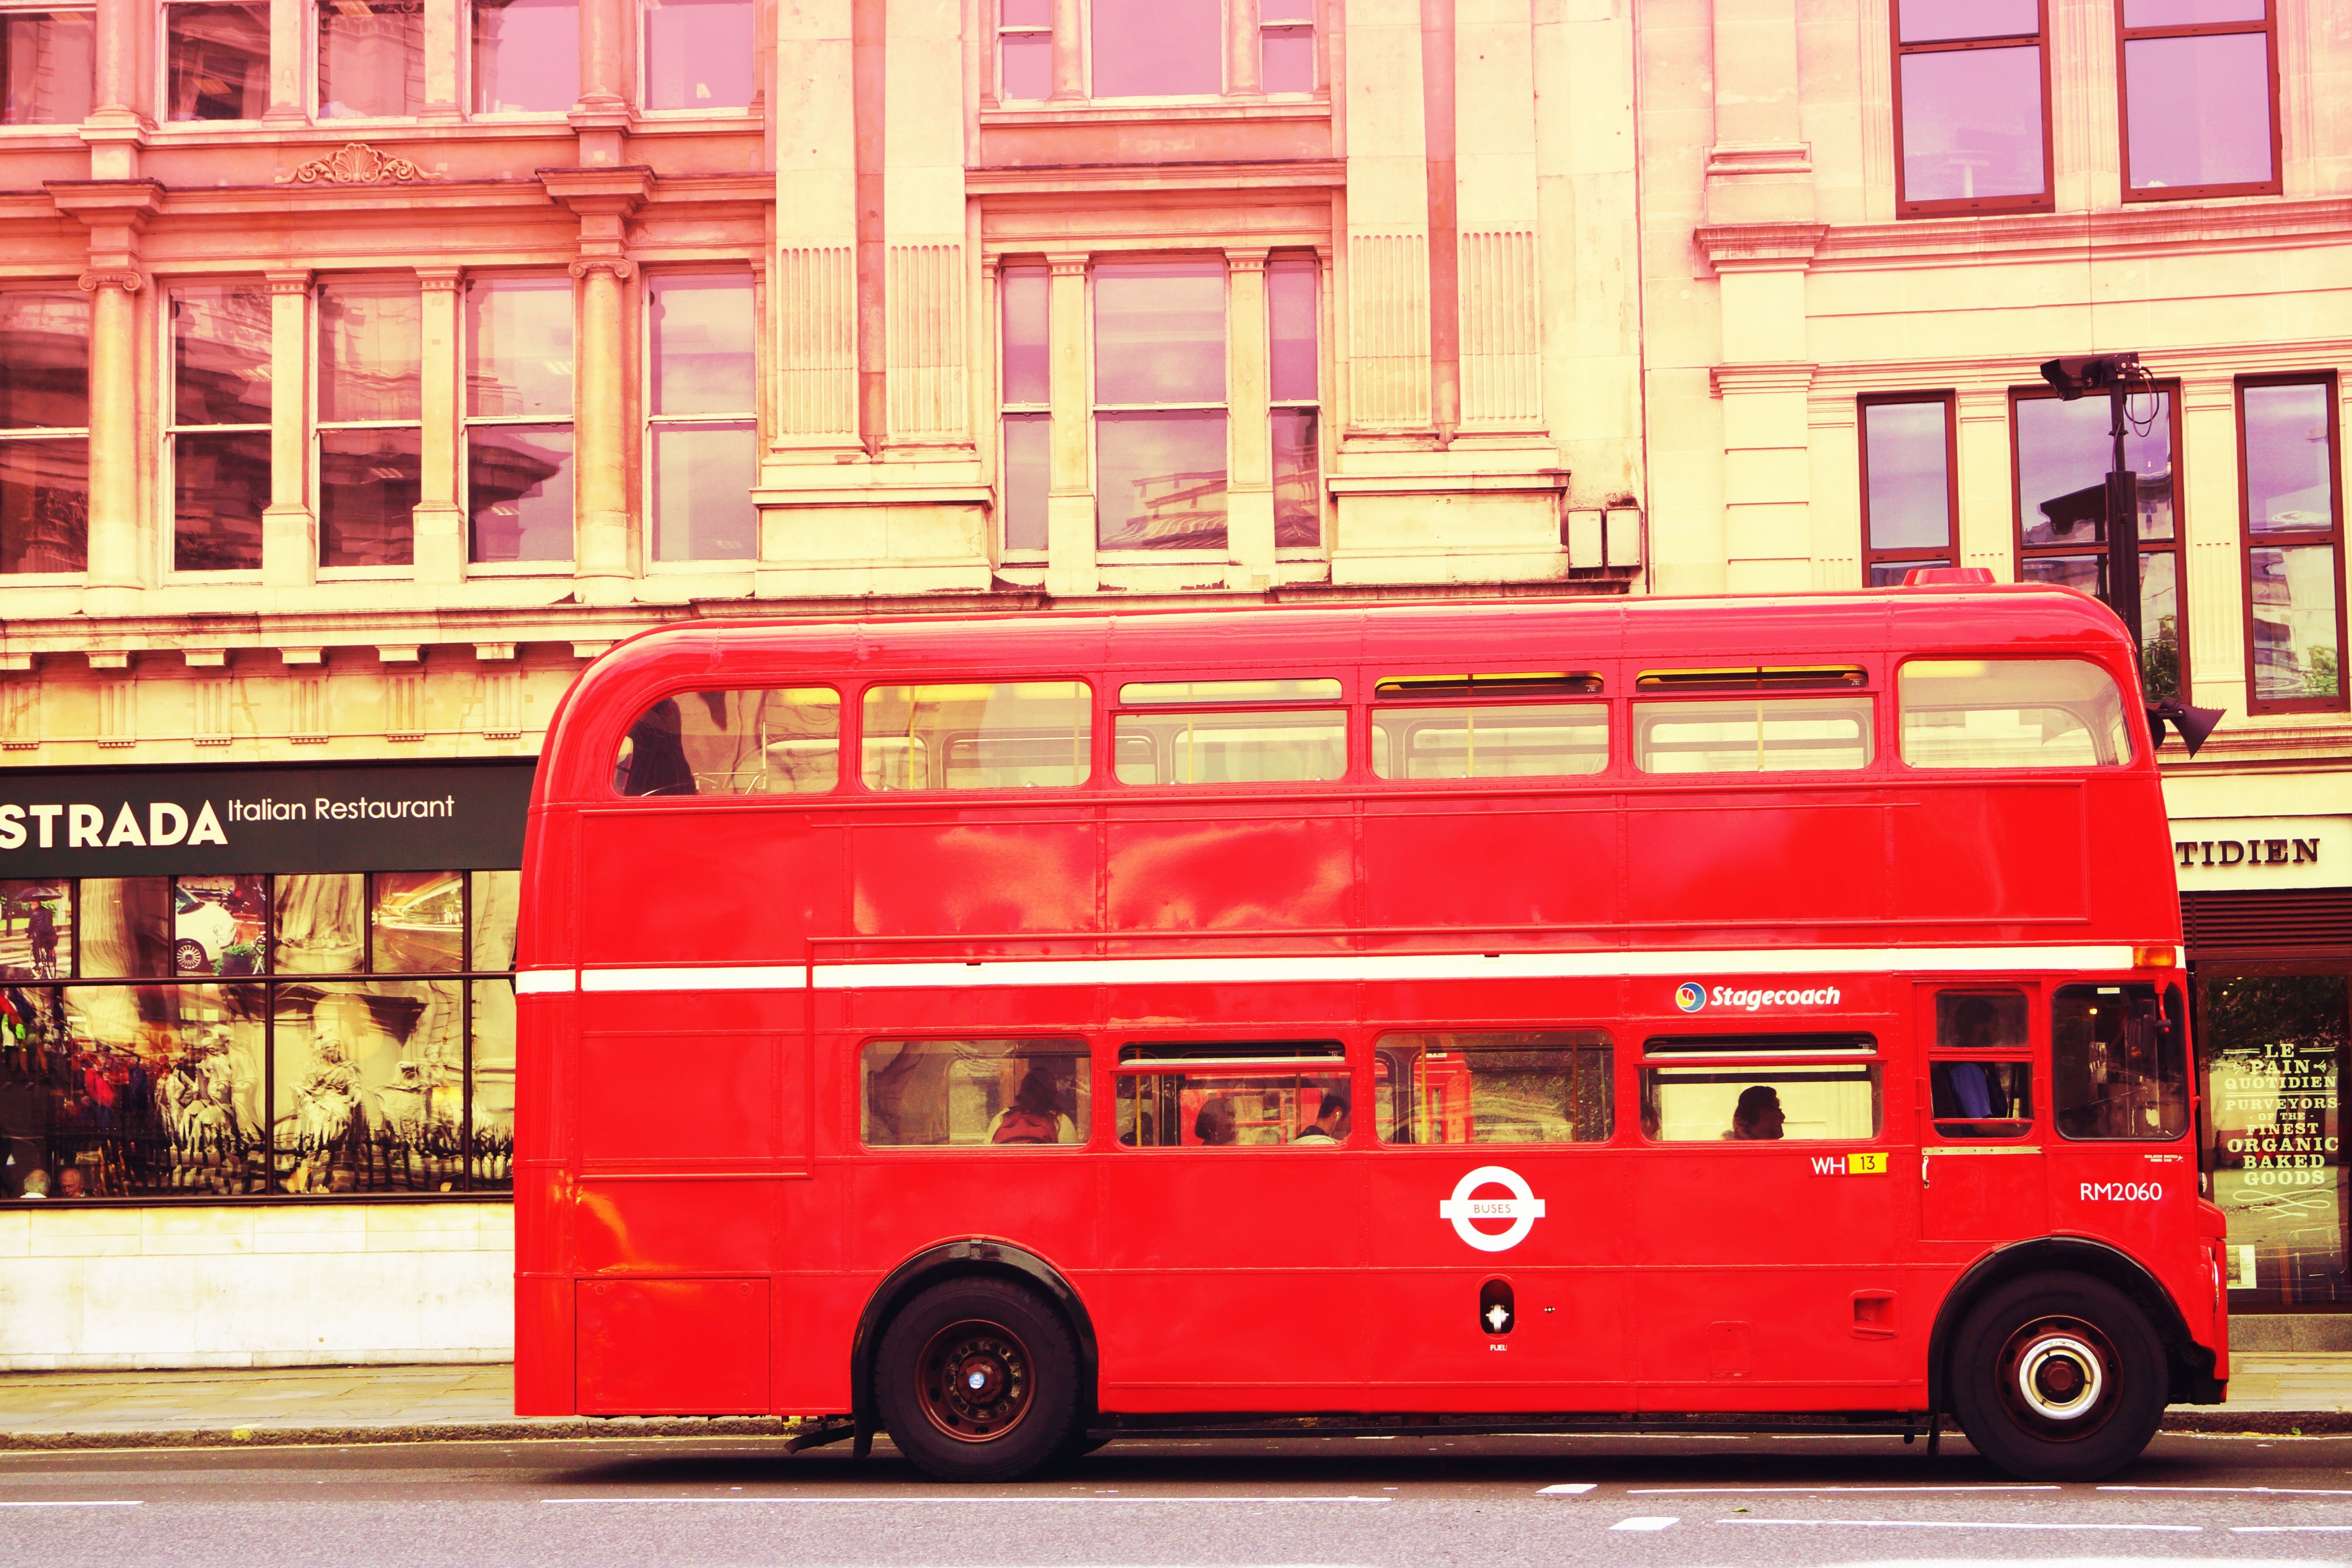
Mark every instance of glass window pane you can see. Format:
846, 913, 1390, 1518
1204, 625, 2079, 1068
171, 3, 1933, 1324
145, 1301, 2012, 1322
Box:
0, 437, 90, 573
1375, 1032, 1612, 1145
1000, 31, 1050, 100
48, 983, 269, 1196
2140, 549, 2181, 701
1000, 267, 1049, 405
1122, 679, 1340, 704
318, 282, 422, 424
172, 875, 268, 976
2125, 34, 2272, 192
1, 12, 93, 125
1642, 1063, 1882, 1142
468, 424, 573, 563
2124, 1, 2267, 27
274, 979, 464, 1192
2250, 545, 2342, 703
862, 683, 1091, 792
2017, 391, 2174, 545
1268, 260, 1317, 403
371, 871, 463, 973
864, 1038, 1090, 1147
319, 426, 419, 568
78, 878, 170, 977
1262, 26, 1314, 94
1094, 261, 1224, 405
616, 689, 842, 796
1863, 399, 1950, 551
2244, 382, 2334, 534
470, 977, 515, 1189
1900, 658, 2134, 768
2054, 982, 2188, 1140
1899, 46, 2046, 203
651, 421, 756, 562
1632, 696, 1874, 773
172, 430, 269, 572
1260, 0, 1314, 18
2201, 973, 2348, 1310
1898, 0, 2041, 42
1113, 708, 1345, 785
1938, 991, 2029, 1049
1119, 1063, 1347, 1147
1002, 0, 1051, 22
1273, 405, 1319, 549
650, 275, 754, 416
466, 278, 573, 418
274, 874, 365, 973
1096, 410, 1227, 550
1869, 558, 1949, 587
469, 870, 520, 970
1090, 0, 1220, 97
1372, 702, 1606, 780
643, 0, 754, 110
472, 0, 578, 113
0, 289, 90, 429
165, 2, 269, 120
0, 881, 68, 979
1931, 1060, 2033, 1136
1001, 412, 1049, 553
172, 284, 272, 427
318, 0, 422, 119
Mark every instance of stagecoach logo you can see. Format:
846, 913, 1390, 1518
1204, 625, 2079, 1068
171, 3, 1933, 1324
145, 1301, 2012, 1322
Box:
1676, 981, 1844, 1014
1674, 982, 1707, 1013
1438, 1165, 1547, 1253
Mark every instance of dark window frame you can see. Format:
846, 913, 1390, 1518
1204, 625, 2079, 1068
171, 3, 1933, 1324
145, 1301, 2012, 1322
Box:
1859, 391, 1959, 585
2238, 372, 2346, 717
2116, 0, 2282, 205
1891, 0, 2056, 219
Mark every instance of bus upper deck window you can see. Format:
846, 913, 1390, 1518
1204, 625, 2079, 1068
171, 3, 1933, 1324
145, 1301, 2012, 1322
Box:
861, 682, 1091, 791
1899, 659, 2134, 768
1113, 706, 1346, 785
614, 688, 841, 796
1631, 696, 1874, 774
860, 1038, 1091, 1147
1371, 704, 1606, 780
2052, 982, 2188, 1140
1373, 1031, 1613, 1144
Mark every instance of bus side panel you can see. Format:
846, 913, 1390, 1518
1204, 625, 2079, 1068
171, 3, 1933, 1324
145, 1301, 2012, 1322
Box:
1891, 785, 2088, 925
851, 813, 1100, 955
513, 987, 576, 1416
517, 806, 577, 971
576, 806, 845, 967
1624, 799, 1888, 930
1361, 801, 1621, 932
1107, 808, 1355, 942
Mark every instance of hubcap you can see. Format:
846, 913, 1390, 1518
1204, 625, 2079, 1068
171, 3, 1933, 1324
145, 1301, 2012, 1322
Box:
915, 1319, 1033, 1444
1996, 1316, 2117, 1440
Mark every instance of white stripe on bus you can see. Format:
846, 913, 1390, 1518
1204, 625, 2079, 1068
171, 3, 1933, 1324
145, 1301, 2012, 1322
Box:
520, 944, 2145, 996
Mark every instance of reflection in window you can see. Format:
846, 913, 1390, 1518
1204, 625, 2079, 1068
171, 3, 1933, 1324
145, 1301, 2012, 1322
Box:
1000, 264, 1049, 554
2200, 972, 2348, 1308
1893, 0, 2047, 211
165, 1, 268, 120
1091, 0, 1219, 98
0, 881, 69, 980
469, 871, 520, 971
370, 871, 463, 973
1270, 256, 1320, 548
648, 274, 757, 562
1095, 260, 1226, 550
470, 978, 514, 1186
643, 0, 754, 110
273, 979, 465, 1192
78, 878, 170, 978
863, 683, 1090, 791
2054, 982, 2188, 1140
1261, 0, 1315, 94
862, 1038, 1089, 1146
997, 0, 1050, 101
52, 983, 268, 1195
1643, 1061, 1882, 1142
1375, 1032, 1611, 1144
2121, 1, 2275, 197
170, 283, 272, 572
1372, 703, 1605, 780
0, 10, 93, 124
274, 874, 366, 973
318, 0, 423, 119
1937, 990, 2028, 1051
317, 280, 424, 568
1633, 696, 1873, 773
1900, 659, 2134, 768
0, 288, 91, 575
172, 875, 267, 976
2242, 378, 2342, 711
615, 688, 842, 796
1115, 707, 1345, 785
1861, 395, 1954, 585
473, 0, 578, 113
1931, 1060, 2033, 1137
466, 277, 575, 563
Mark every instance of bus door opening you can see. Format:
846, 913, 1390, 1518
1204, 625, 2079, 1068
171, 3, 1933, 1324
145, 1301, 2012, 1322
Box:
1919, 987, 2047, 1244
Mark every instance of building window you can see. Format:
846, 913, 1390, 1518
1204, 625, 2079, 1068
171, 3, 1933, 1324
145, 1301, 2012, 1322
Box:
2119, 0, 2278, 200
164, 1, 268, 121
472, 0, 578, 114
0, 287, 88, 574
1859, 394, 1956, 585
1094, 259, 1226, 552
317, 0, 423, 119
998, 263, 1048, 555
2013, 383, 2185, 700
465, 276, 573, 564
642, 0, 753, 111
996, 0, 1049, 102
1090, 0, 1219, 99
1261, 0, 1314, 95
2240, 375, 2344, 713
1891, 0, 2051, 216
647, 273, 755, 563
316, 279, 422, 569
1268, 255, 1319, 549
1, 9, 94, 124
168, 283, 272, 573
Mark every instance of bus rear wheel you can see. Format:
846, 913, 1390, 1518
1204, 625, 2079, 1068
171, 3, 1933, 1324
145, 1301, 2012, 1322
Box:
1949, 1272, 2167, 1482
876, 1277, 1079, 1482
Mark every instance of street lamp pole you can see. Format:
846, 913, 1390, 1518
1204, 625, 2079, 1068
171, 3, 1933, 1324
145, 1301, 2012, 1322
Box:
2039, 352, 2144, 648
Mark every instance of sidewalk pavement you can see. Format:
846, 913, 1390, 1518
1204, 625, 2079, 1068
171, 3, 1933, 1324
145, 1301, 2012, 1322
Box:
1, 1357, 2348, 1450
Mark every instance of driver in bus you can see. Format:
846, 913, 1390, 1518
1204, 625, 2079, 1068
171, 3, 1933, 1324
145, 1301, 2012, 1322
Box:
1725, 1085, 1786, 1141
1293, 1087, 1350, 1145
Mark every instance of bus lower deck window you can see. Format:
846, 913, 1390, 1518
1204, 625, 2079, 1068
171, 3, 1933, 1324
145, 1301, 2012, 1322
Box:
1373, 1031, 1612, 1143
1899, 659, 2134, 768
614, 688, 841, 796
1632, 696, 1874, 774
1641, 1052, 1883, 1142
2052, 983, 2187, 1140
860, 1038, 1090, 1147
1370, 704, 1607, 780
1117, 1063, 1348, 1146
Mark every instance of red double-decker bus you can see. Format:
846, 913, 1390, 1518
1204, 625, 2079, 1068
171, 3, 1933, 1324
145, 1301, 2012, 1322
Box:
514, 582, 2227, 1482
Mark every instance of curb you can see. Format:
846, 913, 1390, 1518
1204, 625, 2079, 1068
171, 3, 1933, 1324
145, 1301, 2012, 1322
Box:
0, 1417, 806, 1452
2163, 1411, 2352, 1436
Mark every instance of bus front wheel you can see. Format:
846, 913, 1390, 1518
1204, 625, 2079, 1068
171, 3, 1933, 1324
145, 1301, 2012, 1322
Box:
1949, 1272, 2167, 1482
875, 1277, 1080, 1482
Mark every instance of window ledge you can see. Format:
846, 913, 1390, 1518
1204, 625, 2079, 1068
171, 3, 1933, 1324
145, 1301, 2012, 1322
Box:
315, 566, 416, 581
980, 98, 1331, 129
466, 561, 576, 577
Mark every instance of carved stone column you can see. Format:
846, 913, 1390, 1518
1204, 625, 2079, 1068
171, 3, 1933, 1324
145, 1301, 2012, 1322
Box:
571, 256, 633, 594
265, 0, 308, 122
260, 270, 316, 587
413, 267, 465, 583
572, 0, 629, 164
1043, 253, 1095, 598
79, 267, 144, 598
1224, 250, 1275, 589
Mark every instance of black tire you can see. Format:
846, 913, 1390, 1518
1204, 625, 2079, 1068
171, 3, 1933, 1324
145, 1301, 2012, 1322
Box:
1948, 1271, 2168, 1482
172, 939, 209, 974
875, 1277, 1080, 1483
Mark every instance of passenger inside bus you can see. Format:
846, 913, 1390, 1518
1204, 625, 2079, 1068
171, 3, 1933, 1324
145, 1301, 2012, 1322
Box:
1193, 1097, 1238, 1145
1725, 1085, 1786, 1140
988, 1070, 1079, 1144
1292, 1087, 1350, 1144
613, 698, 695, 796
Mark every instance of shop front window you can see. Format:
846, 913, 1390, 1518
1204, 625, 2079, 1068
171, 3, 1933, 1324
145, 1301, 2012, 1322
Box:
2203, 973, 2349, 1309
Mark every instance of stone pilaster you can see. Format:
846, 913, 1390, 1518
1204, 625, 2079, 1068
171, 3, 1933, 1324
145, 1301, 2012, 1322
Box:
414, 267, 465, 584
1043, 254, 1095, 598
1225, 250, 1275, 589
260, 270, 316, 587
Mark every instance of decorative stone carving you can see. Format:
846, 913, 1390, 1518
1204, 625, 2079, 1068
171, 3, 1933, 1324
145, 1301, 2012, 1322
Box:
277, 143, 437, 186
568, 256, 636, 281
76, 268, 143, 293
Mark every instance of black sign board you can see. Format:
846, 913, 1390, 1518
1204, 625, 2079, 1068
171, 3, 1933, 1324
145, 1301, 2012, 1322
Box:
0, 760, 535, 877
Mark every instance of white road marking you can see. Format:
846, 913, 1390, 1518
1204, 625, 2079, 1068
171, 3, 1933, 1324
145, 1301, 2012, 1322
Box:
1538, 1483, 1598, 1496
0, 1501, 142, 1509
1719, 1518, 2203, 1533
2105, 1484, 2352, 1496
2230, 1525, 2352, 1534
1609, 1516, 1679, 1532
540, 1495, 1393, 1506
1632, 1484, 2057, 1495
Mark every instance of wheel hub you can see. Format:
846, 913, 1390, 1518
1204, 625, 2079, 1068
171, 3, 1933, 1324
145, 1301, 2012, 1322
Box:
1998, 1317, 2116, 1438
917, 1320, 1033, 1444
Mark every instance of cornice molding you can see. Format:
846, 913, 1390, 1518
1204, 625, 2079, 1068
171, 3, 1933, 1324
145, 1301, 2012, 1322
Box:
1712, 361, 1817, 397
1692, 221, 1827, 272
964, 158, 1347, 196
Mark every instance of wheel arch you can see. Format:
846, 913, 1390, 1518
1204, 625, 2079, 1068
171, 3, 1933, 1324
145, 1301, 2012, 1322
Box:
1927, 1235, 2219, 1418
851, 1238, 1100, 1455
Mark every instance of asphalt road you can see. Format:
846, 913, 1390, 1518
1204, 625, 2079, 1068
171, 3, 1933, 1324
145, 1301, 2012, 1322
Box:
6, 1430, 2352, 1567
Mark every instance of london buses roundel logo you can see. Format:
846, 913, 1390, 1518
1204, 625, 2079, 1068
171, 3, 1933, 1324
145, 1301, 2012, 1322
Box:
1675, 981, 1707, 1013
1438, 1165, 1547, 1253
